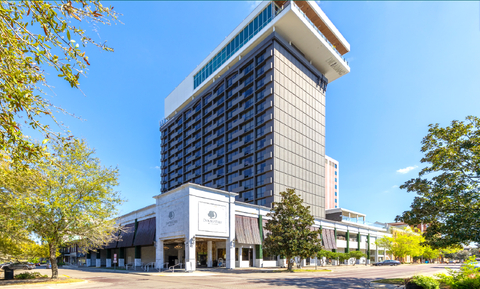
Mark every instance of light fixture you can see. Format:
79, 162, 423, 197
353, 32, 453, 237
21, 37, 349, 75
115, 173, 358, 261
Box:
174, 245, 183, 250
163, 246, 169, 250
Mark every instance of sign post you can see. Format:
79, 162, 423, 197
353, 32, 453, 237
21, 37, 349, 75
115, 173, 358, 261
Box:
113, 253, 117, 271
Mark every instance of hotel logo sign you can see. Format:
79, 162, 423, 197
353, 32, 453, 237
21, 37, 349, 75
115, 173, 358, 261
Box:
199, 202, 227, 233
166, 211, 177, 227
208, 211, 217, 219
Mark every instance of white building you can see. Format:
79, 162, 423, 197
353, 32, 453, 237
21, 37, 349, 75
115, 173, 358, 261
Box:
86, 183, 392, 270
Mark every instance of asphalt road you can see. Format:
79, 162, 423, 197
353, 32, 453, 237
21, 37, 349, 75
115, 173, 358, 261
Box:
1, 263, 459, 289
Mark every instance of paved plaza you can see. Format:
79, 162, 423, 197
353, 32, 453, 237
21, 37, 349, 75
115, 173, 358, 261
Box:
0, 263, 459, 289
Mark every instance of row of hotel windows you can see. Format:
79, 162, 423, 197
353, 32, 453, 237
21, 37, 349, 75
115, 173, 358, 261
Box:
164, 50, 270, 133
165, 126, 272, 172
164, 69, 271, 148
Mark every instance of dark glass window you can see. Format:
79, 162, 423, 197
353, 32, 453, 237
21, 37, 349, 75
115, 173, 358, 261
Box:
256, 186, 267, 198
256, 162, 268, 174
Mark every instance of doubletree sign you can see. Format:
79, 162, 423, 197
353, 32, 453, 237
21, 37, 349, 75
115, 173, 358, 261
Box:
166, 211, 177, 227
198, 202, 227, 233
208, 211, 217, 219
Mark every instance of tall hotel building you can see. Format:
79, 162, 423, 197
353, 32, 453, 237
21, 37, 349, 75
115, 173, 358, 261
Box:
160, 0, 350, 219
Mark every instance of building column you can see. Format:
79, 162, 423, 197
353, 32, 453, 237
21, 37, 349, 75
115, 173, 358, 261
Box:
96, 251, 101, 267
375, 246, 379, 263
156, 239, 164, 270
238, 247, 243, 268
332, 228, 337, 252
367, 234, 371, 262
346, 230, 350, 254
357, 234, 361, 251
135, 246, 142, 267
226, 195, 236, 269
178, 246, 184, 266
106, 249, 112, 268
186, 237, 196, 271
207, 241, 213, 268
383, 249, 387, 261
86, 251, 91, 267
226, 239, 235, 269
119, 247, 125, 267
256, 215, 264, 267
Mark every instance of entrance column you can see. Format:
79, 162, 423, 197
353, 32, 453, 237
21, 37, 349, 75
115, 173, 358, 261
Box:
186, 237, 196, 271
156, 239, 164, 270
178, 245, 184, 266
238, 247, 243, 268
207, 241, 213, 268
226, 195, 236, 269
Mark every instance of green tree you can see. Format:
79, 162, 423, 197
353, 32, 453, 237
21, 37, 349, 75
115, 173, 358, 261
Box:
0, 1, 118, 163
376, 228, 424, 261
396, 116, 480, 248
422, 246, 440, 262
0, 139, 123, 278
348, 250, 366, 265
263, 188, 322, 271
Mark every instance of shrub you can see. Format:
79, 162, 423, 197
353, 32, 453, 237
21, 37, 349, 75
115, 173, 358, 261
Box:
406, 275, 440, 289
435, 256, 480, 289
15, 272, 48, 279
454, 275, 480, 289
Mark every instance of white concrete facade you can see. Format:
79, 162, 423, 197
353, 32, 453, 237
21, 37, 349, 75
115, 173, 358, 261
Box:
85, 184, 391, 270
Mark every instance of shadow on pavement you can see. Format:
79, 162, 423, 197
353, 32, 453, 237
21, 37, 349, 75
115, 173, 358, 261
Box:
249, 276, 370, 288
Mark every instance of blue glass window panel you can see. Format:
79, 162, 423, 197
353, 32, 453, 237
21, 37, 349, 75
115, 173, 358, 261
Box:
193, 4, 274, 89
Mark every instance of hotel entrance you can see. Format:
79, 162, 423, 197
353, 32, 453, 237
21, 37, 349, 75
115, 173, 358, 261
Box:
162, 238, 185, 269
195, 238, 228, 268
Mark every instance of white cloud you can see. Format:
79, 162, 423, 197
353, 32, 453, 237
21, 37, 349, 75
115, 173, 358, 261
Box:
396, 166, 418, 174
150, 166, 160, 170
392, 185, 399, 189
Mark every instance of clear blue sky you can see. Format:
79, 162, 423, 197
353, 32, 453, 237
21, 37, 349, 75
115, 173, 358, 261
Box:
43, 1, 480, 223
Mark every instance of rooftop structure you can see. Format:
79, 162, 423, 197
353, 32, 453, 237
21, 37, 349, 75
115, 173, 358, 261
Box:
162, 0, 350, 120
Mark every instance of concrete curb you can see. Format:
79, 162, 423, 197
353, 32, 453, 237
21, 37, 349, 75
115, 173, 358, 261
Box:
367, 281, 405, 289
0, 280, 88, 288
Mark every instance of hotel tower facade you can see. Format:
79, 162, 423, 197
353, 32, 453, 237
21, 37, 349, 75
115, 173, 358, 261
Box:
160, 0, 350, 219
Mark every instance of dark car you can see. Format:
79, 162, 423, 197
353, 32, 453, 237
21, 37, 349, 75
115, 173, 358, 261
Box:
373, 260, 401, 266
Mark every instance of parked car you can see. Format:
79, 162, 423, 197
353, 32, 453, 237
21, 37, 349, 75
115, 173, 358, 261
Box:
0, 262, 12, 270
373, 260, 401, 266
26, 263, 36, 270
2, 262, 31, 270
461, 261, 480, 269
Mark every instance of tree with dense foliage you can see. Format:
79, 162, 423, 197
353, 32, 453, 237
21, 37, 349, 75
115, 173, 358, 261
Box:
422, 246, 440, 262
263, 188, 322, 271
348, 250, 367, 265
376, 228, 425, 261
0, 1, 118, 163
396, 116, 480, 248
0, 140, 123, 278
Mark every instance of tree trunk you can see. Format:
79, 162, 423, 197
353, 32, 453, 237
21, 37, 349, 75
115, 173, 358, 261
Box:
287, 256, 293, 271
49, 243, 58, 279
